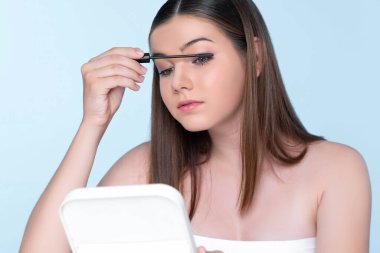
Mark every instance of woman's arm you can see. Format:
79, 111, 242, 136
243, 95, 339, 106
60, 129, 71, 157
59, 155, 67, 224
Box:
316, 145, 371, 253
19, 47, 147, 253
20, 121, 107, 253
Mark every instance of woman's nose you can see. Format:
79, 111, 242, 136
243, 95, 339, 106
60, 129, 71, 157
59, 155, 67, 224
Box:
171, 64, 193, 92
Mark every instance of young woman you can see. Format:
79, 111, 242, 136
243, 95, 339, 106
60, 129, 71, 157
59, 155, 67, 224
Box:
20, 0, 371, 252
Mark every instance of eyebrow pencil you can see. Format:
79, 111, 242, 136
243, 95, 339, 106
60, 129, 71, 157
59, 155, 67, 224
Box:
137, 53, 213, 63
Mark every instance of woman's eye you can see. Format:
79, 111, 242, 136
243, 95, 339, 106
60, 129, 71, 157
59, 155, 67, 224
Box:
158, 55, 213, 77
159, 67, 174, 77
193, 55, 213, 65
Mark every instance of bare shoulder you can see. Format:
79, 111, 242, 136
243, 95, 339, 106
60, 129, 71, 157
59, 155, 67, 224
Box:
305, 140, 371, 199
98, 142, 150, 186
306, 140, 369, 181
306, 140, 371, 252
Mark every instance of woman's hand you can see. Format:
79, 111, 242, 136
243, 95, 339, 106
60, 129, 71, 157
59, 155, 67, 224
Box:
80, 47, 147, 127
197, 246, 223, 253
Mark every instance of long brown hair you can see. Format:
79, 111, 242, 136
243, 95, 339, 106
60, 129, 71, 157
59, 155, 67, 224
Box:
148, 0, 323, 219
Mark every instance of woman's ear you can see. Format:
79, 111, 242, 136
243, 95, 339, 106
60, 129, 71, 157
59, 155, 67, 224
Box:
254, 37, 263, 77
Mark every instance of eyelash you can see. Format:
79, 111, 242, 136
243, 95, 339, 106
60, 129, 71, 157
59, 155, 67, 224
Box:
158, 55, 214, 77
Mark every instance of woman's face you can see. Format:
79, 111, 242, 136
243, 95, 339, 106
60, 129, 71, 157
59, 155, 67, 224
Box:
150, 15, 246, 132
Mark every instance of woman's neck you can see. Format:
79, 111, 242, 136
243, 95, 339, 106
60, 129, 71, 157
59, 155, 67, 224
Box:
208, 125, 242, 174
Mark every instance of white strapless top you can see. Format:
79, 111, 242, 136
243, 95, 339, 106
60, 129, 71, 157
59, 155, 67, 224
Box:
194, 235, 316, 253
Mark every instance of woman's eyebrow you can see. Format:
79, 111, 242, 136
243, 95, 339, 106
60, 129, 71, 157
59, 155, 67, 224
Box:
180, 37, 214, 52
151, 37, 214, 57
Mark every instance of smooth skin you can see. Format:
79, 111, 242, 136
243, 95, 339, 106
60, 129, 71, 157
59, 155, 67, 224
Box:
20, 15, 371, 253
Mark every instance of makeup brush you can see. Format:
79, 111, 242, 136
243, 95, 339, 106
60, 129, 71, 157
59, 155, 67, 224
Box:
137, 53, 213, 63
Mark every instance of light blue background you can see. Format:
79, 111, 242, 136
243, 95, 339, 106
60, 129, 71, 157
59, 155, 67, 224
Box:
0, 0, 379, 252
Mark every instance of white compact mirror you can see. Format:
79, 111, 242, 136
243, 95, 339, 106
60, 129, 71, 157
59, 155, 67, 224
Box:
60, 184, 196, 253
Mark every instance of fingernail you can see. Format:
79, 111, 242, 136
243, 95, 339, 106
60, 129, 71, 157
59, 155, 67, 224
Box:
135, 48, 144, 56
139, 75, 145, 82
140, 65, 147, 74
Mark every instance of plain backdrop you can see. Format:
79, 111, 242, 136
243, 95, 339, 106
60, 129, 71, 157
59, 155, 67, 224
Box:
0, 0, 379, 252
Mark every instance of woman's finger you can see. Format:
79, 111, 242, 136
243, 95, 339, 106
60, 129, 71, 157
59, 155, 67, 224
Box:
89, 47, 145, 63
91, 53, 147, 75
101, 75, 141, 91
88, 64, 145, 83
197, 246, 207, 253
197, 246, 224, 253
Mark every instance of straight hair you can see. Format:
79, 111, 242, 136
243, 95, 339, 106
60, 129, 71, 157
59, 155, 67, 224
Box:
148, 0, 323, 219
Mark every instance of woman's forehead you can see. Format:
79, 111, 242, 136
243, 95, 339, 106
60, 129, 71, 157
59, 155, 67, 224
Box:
149, 15, 223, 52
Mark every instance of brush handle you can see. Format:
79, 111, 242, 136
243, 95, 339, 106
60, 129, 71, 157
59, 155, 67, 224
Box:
137, 53, 213, 63
137, 53, 151, 63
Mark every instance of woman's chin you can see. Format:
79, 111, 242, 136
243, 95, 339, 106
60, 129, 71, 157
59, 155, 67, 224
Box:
180, 122, 210, 132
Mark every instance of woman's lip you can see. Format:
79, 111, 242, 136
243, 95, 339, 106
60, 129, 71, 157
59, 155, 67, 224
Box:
177, 100, 204, 112
177, 100, 203, 108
